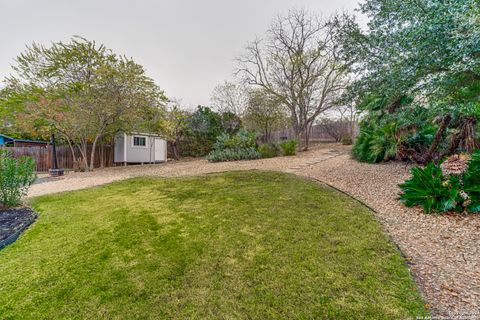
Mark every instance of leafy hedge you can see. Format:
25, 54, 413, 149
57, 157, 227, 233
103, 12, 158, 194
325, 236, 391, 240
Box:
258, 143, 280, 158
0, 149, 36, 208
207, 148, 261, 162
207, 130, 261, 162
278, 140, 298, 156
400, 151, 480, 214
178, 106, 242, 158
352, 122, 398, 163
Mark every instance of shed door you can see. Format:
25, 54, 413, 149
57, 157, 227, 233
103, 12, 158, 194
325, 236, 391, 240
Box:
154, 138, 166, 162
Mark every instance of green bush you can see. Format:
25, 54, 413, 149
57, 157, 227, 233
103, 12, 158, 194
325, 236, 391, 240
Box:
279, 140, 298, 156
352, 123, 398, 163
341, 137, 353, 145
0, 149, 36, 208
399, 151, 480, 214
213, 130, 257, 151
258, 143, 280, 158
207, 129, 260, 162
399, 163, 462, 214
462, 151, 480, 212
206, 148, 261, 162
180, 106, 225, 157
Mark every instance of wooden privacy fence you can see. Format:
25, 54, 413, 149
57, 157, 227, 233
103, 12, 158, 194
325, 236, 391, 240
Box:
267, 123, 359, 143
267, 125, 335, 143
1, 145, 114, 172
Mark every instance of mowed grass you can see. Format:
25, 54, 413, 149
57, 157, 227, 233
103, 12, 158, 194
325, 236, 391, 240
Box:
0, 171, 427, 319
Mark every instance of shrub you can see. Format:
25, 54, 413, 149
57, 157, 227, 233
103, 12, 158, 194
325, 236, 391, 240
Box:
341, 137, 353, 145
279, 140, 298, 156
352, 123, 398, 163
462, 151, 480, 212
180, 106, 225, 157
399, 163, 462, 214
206, 148, 261, 162
258, 143, 280, 158
178, 136, 214, 158
213, 130, 257, 151
399, 151, 480, 214
0, 149, 36, 208
207, 129, 260, 162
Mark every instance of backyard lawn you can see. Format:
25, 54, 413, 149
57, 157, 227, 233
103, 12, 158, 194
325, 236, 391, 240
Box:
0, 171, 427, 319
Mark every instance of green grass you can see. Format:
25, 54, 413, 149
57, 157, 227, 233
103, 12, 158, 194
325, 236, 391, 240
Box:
0, 171, 427, 319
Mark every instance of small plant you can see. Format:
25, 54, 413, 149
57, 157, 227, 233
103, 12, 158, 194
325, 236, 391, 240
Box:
258, 143, 280, 158
279, 140, 298, 156
0, 149, 36, 208
399, 163, 462, 214
207, 129, 260, 162
341, 137, 353, 145
399, 151, 480, 214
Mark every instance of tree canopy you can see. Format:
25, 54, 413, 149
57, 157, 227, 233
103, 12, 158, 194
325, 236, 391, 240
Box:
340, 0, 480, 110
237, 9, 348, 150
2, 37, 167, 170
339, 0, 480, 163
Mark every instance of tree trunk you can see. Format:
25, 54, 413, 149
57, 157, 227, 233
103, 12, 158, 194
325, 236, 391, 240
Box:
293, 124, 303, 151
77, 141, 89, 172
89, 135, 101, 171
303, 127, 309, 151
66, 138, 77, 164
172, 141, 179, 160
302, 122, 313, 151
100, 142, 105, 168
424, 114, 451, 163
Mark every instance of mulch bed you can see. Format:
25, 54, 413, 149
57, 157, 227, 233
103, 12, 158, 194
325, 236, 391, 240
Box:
0, 207, 37, 250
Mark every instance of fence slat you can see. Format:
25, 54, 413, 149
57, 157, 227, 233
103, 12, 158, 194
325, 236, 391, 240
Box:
1, 145, 114, 172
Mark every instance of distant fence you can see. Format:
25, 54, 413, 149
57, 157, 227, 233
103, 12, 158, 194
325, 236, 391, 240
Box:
266, 122, 359, 143
1, 145, 114, 172
268, 126, 334, 142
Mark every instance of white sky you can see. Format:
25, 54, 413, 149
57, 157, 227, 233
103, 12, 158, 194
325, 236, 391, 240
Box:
0, 0, 363, 108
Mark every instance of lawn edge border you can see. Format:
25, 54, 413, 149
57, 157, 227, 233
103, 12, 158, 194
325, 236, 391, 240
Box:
304, 174, 430, 315
206, 169, 430, 315
26, 169, 430, 315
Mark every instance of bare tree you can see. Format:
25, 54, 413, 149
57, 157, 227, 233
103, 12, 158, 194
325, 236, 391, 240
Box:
236, 9, 347, 150
331, 103, 360, 139
210, 81, 248, 117
244, 89, 290, 143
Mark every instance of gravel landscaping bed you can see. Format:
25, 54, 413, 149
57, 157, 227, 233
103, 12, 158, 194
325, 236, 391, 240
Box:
0, 207, 37, 250
26, 142, 480, 316
28, 143, 350, 197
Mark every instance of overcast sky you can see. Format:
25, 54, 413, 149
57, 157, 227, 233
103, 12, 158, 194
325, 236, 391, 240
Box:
0, 0, 362, 108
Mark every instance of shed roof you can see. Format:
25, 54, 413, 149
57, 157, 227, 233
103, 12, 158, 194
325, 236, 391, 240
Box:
0, 133, 14, 141
0, 133, 48, 144
118, 131, 164, 138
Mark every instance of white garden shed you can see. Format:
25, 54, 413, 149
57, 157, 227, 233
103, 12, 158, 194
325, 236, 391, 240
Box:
114, 132, 167, 165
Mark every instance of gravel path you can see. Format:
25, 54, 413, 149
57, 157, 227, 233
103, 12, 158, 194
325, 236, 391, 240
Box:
29, 144, 348, 197
28, 143, 480, 316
